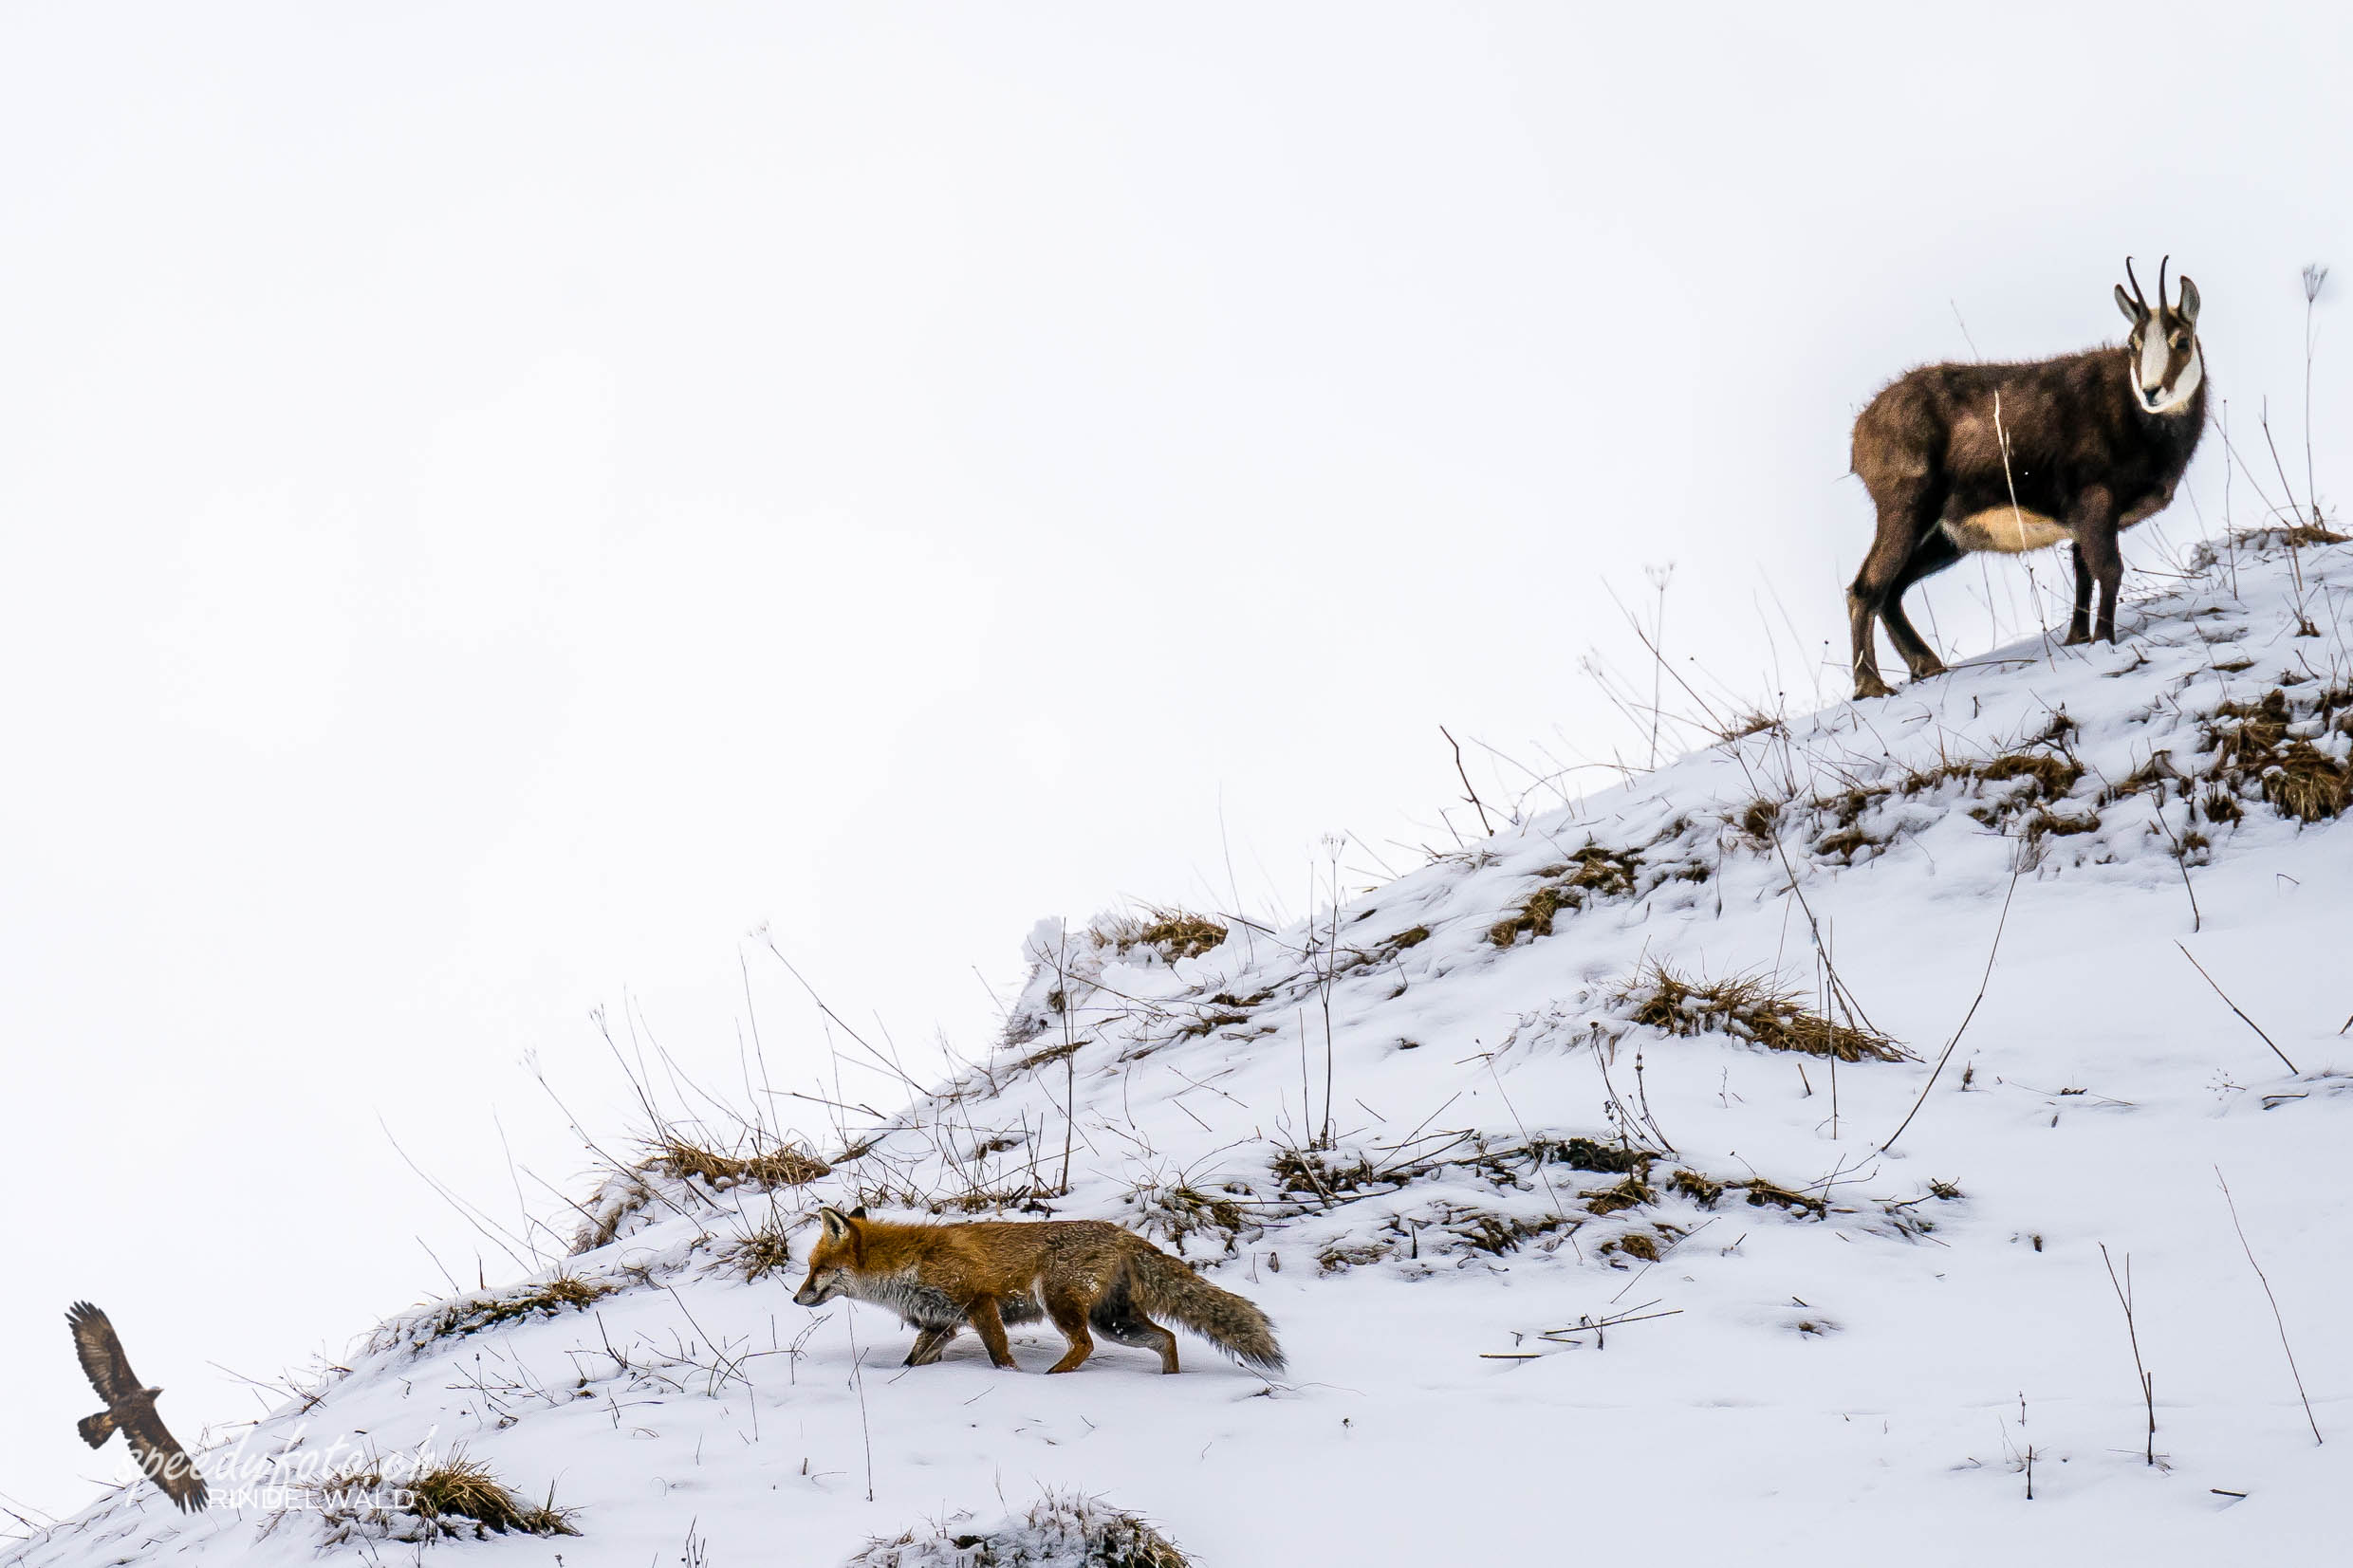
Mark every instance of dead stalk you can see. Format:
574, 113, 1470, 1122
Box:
2175, 942, 2299, 1074
1440, 726, 1495, 838
1880, 851, 2022, 1153
2099, 1244, 2158, 1467
2214, 1168, 2323, 1446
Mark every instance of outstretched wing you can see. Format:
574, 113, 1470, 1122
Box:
65, 1302, 140, 1408
120, 1408, 208, 1513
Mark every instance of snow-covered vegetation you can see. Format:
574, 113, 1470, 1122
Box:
12, 534, 2353, 1565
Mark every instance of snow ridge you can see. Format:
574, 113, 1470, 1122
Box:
13, 536, 2353, 1567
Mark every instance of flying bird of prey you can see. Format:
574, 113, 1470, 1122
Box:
66, 1301, 209, 1512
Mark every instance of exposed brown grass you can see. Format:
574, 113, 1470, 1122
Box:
1669, 1169, 1726, 1207
303, 1449, 579, 1543
1125, 910, 1229, 963
728, 1221, 795, 1282
2196, 687, 2353, 822
1615, 962, 1906, 1062
1489, 885, 1564, 947
2207, 690, 2292, 771
1123, 1181, 1251, 1256
1581, 1174, 1658, 1215
1976, 750, 2084, 797
643, 1132, 831, 1191
418, 1276, 616, 1342
2264, 742, 2353, 821
846, 1489, 1191, 1567
1488, 845, 1641, 946
1604, 1231, 1661, 1263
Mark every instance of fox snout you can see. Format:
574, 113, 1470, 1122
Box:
792, 1278, 830, 1307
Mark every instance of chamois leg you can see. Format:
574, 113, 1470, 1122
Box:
2064, 543, 2096, 645
1848, 481, 1944, 698
2071, 493, 2124, 643
1880, 529, 1962, 681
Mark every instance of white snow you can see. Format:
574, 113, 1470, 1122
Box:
12, 535, 2353, 1566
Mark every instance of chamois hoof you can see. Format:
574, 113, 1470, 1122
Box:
1852, 675, 1893, 700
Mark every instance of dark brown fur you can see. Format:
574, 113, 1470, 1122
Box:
1846, 263, 2206, 697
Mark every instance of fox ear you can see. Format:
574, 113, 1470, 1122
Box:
819, 1206, 854, 1241
849, 1205, 868, 1219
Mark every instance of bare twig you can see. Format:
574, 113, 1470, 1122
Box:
2099, 1244, 2158, 1467
845, 1311, 876, 1503
2214, 1168, 2323, 1445
2176, 942, 2300, 1074
2144, 799, 2203, 932
1440, 727, 1495, 838
1881, 850, 2023, 1153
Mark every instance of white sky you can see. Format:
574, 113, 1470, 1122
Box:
4, 1, 2347, 1525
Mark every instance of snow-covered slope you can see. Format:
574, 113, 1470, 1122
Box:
16, 536, 2353, 1566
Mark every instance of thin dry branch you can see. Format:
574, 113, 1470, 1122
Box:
2214, 1168, 2323, 1446
2176, 942, 2300, 1074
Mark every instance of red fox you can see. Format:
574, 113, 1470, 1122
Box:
791, 1207, 1284, 1375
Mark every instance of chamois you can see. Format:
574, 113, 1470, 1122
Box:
1846, 258, 2207, 698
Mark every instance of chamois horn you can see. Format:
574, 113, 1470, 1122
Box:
2123, 255, 2151, 315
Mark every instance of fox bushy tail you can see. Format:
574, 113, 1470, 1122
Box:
1125, 1248, 1285, 1373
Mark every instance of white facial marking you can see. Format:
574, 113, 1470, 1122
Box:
2134, 325, 2200, 415
2165, 343, 2203, 411
2137, 323, 2171, 397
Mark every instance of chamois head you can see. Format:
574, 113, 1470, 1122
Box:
2113, 255, 2203, 416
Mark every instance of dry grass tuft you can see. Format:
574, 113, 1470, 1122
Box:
1012, 1038, 1085, 1074
1615, 962, 1906, 1062
643, 1132, 831, 1191
1669, 1169, 1725, 1206
1123, 1181, 1251, 1257
1603, 1231, 1661, 1263
1976, 750, 2084, 798
2196, 687, 2353, 822
2264, 742, 2353, 821
1737, 798, 1782, 839
728, 1220, 796, 1282
1739, 1179, 1828, 1218
1172, 1009, 1250, 1042
1489, 886, 1564, 947
417, 1276, 616, 1343
1124, 910, 1230, 963
845, 1488, 1190, 1568
1488, 845, 1641, 946
1581, 1174, 1658, 1215
2206, 690, 2292, 771
1545, 1136, 1648, 1174
298, 1449, 579, 1543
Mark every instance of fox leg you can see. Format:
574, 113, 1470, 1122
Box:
1093, 1300, 1180, 1373
904, 1325, 958, 1366
966, 1296, 1019, 1369
1042, 1290, 1096, 1374
1125, 1317, 1179, 1374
